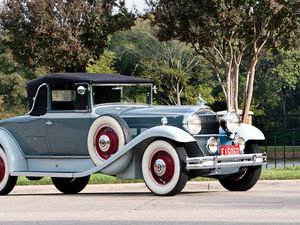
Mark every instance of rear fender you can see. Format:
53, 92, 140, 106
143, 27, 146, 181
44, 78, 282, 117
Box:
0, 128, 28, 173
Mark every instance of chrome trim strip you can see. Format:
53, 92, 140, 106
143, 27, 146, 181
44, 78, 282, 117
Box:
186, 153, 267, 170
27, 83, 47, 115
11, 172, 74, 178
24, 155, 90, 159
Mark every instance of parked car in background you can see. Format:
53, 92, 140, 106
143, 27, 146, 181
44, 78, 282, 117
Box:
0, 73, 266, 195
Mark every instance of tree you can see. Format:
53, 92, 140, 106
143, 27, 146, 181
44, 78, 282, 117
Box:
0, 0, 135, 73
151, 0, 300, 122
110, 19, 216, 105
0, 33, 29, 114
86, 50, 117, 74
0, 73, 27, 114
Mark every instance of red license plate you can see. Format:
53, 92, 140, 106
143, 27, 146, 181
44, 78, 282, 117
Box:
220, 145, 240, 155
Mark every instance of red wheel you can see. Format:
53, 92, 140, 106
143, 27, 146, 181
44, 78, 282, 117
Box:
94, 125, 119, 160
0, 157, 5, 183
0, 147, 17, 195
142, 140, 188, 196
150, 150, 175, 185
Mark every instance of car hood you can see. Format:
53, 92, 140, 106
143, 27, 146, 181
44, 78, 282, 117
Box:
94, 104, 215, 118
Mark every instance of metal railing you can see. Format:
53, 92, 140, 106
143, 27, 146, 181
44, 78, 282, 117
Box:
258, 128, 300, 168
253, 115, 300, 168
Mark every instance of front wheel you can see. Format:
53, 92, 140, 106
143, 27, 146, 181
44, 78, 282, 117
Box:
142, 140, 188, 196
0, 147, 17, 195
51, 176, 90, 194
218, 142, 262, 191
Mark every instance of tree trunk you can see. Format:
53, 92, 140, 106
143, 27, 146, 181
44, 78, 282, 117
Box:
233, 53, 242, 113
176, 81, 181, 106
226, 63, 233, 111
242, 58, 258, 123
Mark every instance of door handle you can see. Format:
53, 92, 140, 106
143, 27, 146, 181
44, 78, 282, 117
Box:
45, 121, 52, 126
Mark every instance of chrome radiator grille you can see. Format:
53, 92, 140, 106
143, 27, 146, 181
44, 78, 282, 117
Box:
199, 114, 219, 134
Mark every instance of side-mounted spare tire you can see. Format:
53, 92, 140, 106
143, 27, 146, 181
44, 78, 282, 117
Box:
87, 114, 132, 175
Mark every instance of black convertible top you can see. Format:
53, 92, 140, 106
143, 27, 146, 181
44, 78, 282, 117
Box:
27, 73, 152, 91
26, 73, 153, 113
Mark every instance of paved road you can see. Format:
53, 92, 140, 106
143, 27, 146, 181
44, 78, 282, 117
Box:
0, 180, 300, 225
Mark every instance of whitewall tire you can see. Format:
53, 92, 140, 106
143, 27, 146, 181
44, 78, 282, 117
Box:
0, 147, 17, 195
142, 140, 188, 196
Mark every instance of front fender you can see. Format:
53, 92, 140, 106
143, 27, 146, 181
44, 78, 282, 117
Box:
236, 123, 265, 142
0, 128, 28, 173
135, 125, 196, 143
73, 125, 196, 177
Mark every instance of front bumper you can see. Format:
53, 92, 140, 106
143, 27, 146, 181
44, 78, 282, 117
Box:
186, 153, 267, 170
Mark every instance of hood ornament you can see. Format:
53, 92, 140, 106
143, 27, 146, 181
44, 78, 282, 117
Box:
198, 94, 207, 107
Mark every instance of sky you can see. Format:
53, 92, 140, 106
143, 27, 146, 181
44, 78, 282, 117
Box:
125, 0, 148, 12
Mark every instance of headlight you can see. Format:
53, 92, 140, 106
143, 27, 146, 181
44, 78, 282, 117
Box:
221, 112, 240, 133
184, 113, 201, 135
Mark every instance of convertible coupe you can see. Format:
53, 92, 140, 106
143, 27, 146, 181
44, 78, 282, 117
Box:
0, 73, 266, 195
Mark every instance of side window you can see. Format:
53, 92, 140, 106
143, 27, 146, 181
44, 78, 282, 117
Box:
50, 84, 75, 111
93, 86, 121, 105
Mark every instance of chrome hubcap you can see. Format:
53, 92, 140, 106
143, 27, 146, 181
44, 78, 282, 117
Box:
98, 135, 111, 152
153, 159, 166, 176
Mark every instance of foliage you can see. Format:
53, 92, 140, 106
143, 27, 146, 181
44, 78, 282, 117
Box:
151, 0, 300, 122
254, 49, 300, 117
0, 0, 135, 73
86, 50, 117, 74
0, 73, 27, 114
110, 19, 217, 105
0, 35, 29, 113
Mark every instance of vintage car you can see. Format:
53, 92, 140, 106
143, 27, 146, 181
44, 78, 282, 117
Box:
0, 73, 266, 195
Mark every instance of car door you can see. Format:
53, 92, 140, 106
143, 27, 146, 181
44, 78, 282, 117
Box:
21, 84, 51, 156
46, 83, 91, 156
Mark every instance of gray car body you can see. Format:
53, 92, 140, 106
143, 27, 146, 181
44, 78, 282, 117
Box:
0, 74, 265, 180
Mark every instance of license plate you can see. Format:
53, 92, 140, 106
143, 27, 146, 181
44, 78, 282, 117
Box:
220, 145, 240, 155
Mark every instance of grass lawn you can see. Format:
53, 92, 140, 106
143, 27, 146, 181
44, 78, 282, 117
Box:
16, 166, 300, 186
260, 166, 300, 180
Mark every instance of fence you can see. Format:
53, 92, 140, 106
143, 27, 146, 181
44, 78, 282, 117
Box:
253, 115, 300, 168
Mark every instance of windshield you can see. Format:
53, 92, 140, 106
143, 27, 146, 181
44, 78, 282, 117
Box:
93, 84, 152, 105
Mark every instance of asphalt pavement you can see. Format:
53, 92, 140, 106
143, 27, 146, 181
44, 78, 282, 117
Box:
0, 180, 300, 225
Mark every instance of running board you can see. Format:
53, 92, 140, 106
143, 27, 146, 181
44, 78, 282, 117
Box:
11, 171, 75, 178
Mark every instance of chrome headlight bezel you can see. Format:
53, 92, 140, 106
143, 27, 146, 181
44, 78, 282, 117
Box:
183, 113, 202, 135
221, 111, 240, 134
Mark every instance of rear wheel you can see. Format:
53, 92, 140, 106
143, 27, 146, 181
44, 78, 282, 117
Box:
218, 142, 262, 191
142, 140, 188, 196
51, 176, 90, 194
0, 147, 17, 195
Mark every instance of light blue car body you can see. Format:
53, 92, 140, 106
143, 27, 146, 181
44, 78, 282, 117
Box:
0, 73, 265, 181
